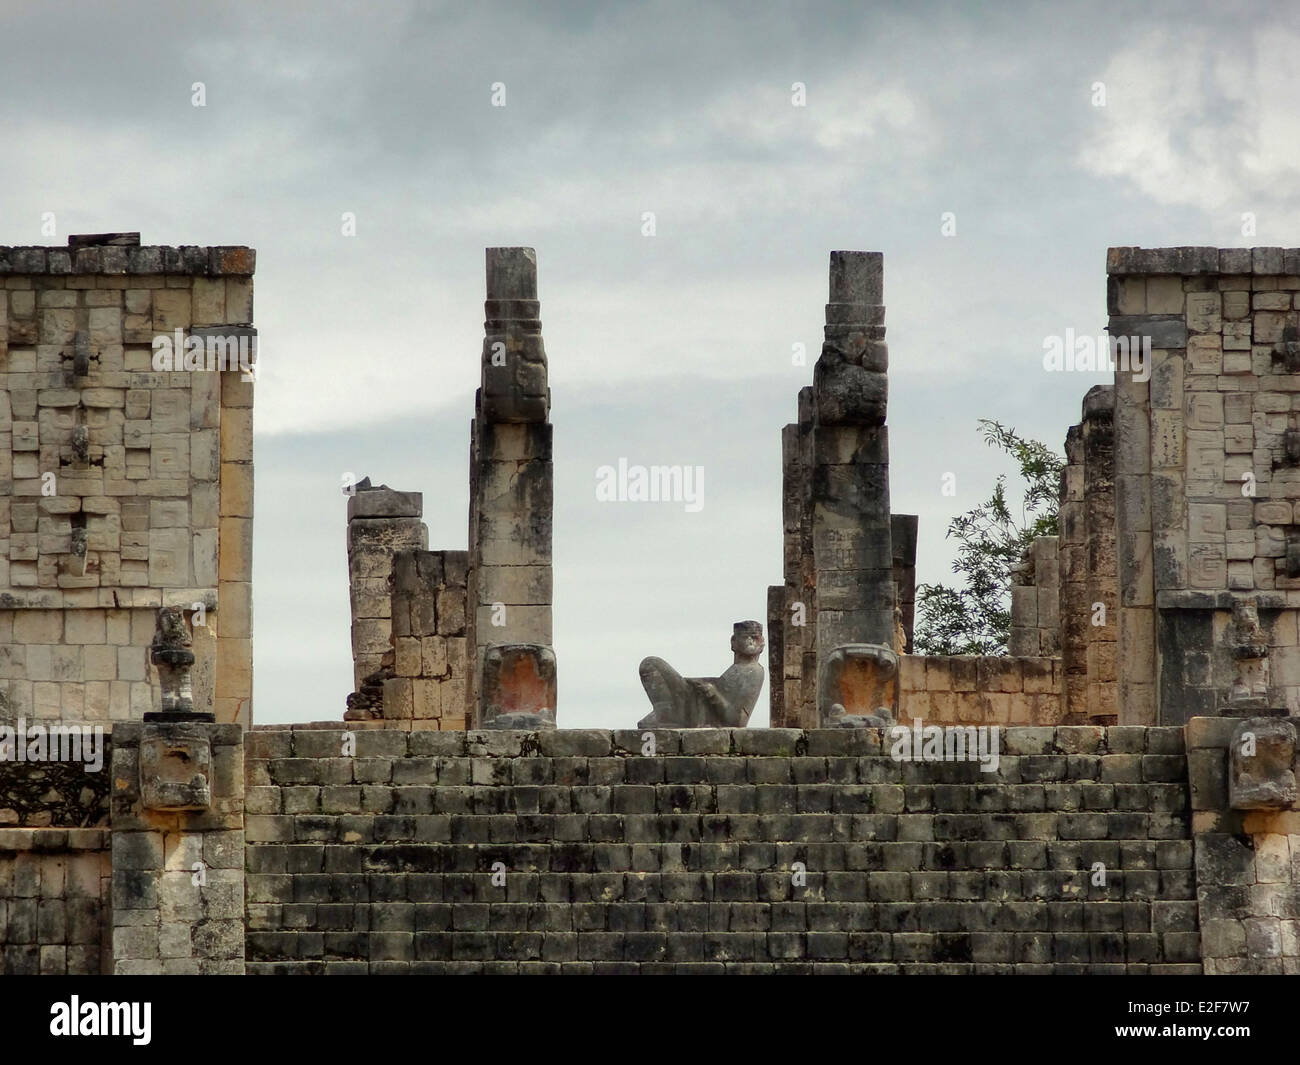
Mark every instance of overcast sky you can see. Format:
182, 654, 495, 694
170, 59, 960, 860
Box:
4, 0, 1299, 727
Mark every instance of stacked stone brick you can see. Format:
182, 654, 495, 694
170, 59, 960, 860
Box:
1009, 536, 1061, 658
0, 828, 111, 974
899, 655, 1061, 725
108, 722, 244, 974
768, 254, 916, 728
467, 249, 555, 727
770, 389, 817, 729
1186, 716, 1300, 973
1080, 386, 1118, 723
384, 549, 469, 729
1110, 247, 1300, 722
0, 235, 255, 725
344, 484, 426, 696
347, 249, 556, 729
1057, 423, 1089, 719
242, 724, 1198, 974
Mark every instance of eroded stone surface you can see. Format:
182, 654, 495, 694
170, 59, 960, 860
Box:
139, 726, 211, 811
1229, 716, 1298, 809
481, 247, 548, 424
481, 643, 556, 729
819, 642, 897, 728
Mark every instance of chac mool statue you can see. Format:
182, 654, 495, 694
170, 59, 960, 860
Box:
637, 621, 765, 729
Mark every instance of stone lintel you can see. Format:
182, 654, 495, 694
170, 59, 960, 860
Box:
346, 485, 423, 521
1107, 314, 1188, 349
67, 232, 141, 247
1106, 246, 1300, 276
0, 243, 255, 275
1156, 591, 1288, 611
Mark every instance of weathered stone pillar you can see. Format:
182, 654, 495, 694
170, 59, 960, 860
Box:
467, 248, 554, 727
109, 721, 244, 974
1058, 422, 1088, 720
382, 548, 469, 729
891, 513, 918, 654
810, 252, 895, 724
1081, 385, 1118, 723
766, 584, 788, 727
345, 481, 426, 693
1108, 265, 1168, 725
769, 388, 817, 728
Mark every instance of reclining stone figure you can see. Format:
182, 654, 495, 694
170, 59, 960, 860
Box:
637, 621, 764, 729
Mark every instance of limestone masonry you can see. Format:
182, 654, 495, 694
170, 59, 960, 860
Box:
0, 234, 254, 730
2, 238, 1299, 975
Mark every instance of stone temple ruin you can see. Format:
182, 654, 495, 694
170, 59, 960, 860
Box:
342, 247, 554, 731
0, 235, 1299, 975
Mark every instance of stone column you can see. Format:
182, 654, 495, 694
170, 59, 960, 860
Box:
810, 251, 895, 724
1008, 545, 1039, 658
766, 583, 788, 727
1058, 422, 1088, 720
1081, 385, 1118, 722
769, 388, 817, 728
1034, 536, 1061, 656
891, 513, 918, 654
467, 248, 555, 727
345, 481, 426, 692
1109, 262, 1160, 726
109, 721, 244, 974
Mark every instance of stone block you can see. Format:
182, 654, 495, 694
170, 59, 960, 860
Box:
1229, 717, 1298, 810
1109, 314, 1187, 349
139, 726, 213, 810
346, 486, 422, 521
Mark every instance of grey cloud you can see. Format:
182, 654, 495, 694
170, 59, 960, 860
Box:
0, 0, 1289, 725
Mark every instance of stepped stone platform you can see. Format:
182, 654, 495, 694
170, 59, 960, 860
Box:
242, 726, 1199, 974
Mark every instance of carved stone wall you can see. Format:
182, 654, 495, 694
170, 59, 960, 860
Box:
1110, 247, 1300, 723
0, 236, 254, 726
383, 549, 469, 729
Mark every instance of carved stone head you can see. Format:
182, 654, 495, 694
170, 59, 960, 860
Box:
731, 621, 764, 659
152, 606, 192, 651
